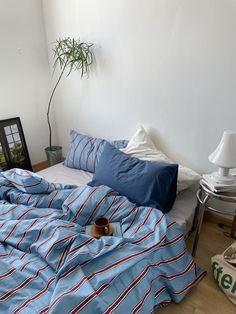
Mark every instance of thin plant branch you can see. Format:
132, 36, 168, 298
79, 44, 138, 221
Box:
46, 37, 94, 150
47, 61, 68, 149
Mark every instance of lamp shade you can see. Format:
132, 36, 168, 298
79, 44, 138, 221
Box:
208, 130, 236, 168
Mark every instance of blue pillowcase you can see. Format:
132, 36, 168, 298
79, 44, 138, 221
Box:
88, 142, 178, 213
64, 130, 128, 173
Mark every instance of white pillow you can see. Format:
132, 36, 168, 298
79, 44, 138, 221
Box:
121, 126, 201, 193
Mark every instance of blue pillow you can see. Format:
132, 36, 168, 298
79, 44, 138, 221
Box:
64, 130, 128, 173
88, 143, 178, 213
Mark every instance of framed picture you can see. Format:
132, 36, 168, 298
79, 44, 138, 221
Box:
0, 117, 32, 171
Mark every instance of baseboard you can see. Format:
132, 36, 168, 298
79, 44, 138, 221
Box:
32, 158, 66, 172
32, 161, 48, 172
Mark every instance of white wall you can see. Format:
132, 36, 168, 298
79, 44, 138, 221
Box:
43, 0, 236, 173
0, 0, 57, 165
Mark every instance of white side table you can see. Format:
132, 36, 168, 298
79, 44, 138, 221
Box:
192, 180, 236, 257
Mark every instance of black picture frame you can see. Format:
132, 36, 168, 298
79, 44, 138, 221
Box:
0, 117, 32, 171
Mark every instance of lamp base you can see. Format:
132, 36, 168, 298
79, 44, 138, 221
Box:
211, 171, 235, 185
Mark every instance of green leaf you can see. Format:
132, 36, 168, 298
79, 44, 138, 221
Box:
51, 37, 94, 77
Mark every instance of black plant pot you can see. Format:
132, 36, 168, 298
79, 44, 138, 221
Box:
45, 146, 62, 167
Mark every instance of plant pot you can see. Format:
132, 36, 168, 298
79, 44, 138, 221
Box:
45, 146, 62, 167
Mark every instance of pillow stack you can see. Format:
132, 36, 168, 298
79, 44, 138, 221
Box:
120, 126, 201, 193
64, 127, 201, 214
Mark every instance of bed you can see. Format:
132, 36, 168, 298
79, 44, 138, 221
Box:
38, 162, 197, 235
0, 128, 205, 313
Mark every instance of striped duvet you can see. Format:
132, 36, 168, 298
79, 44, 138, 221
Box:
0, 169, 205, 313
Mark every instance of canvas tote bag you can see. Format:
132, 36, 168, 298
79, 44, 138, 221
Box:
211, 242, 236, 305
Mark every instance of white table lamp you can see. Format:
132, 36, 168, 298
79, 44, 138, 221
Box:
208, 130, 236, 184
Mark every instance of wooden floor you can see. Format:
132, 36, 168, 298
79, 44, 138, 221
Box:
156, 216, 236, 314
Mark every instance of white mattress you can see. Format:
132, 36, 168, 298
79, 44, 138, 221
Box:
38, 163, 197, 234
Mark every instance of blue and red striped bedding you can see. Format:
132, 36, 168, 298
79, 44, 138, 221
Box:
0, 169, 205, 313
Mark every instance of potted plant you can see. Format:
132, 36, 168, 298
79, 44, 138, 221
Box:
45, 37, 94, 166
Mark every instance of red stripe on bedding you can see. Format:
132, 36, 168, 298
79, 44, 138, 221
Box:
12, 277, 55, 314
72, 137, 84, 168
86, 145, 95, 171
56, 238, 73, 272
130, 207, 154, 236
44, 233, 76, 259
93, 139, 105, 171
0, 205, 18, 217
78, 138, 93, 168
84, 190, 114, 225
48, 191, 59, 208
0, 264, 49, 301
103, 251, 188, 314
132, 214, 165, 244
37, 225, 77, 253
108, 198, 127, 221
49, 229, 170, 310
72, 187, 99, 222
10, 178, 42, 189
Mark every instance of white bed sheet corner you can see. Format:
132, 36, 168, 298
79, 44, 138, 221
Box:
38, 162, 197, 235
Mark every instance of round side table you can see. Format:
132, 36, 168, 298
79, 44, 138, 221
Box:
192, 180, 236, 257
